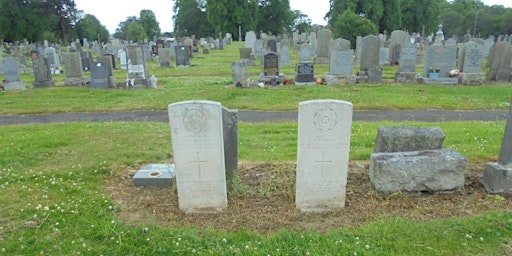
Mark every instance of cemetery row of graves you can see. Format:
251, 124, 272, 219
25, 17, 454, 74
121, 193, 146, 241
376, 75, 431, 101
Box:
1, 27, 512, 91
1, 28, 512, 254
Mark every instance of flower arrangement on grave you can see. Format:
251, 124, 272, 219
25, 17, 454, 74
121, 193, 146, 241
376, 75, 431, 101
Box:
428, 67, 440, 73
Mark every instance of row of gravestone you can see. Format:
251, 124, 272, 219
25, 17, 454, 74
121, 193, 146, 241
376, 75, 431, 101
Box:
133, 99, 512, 214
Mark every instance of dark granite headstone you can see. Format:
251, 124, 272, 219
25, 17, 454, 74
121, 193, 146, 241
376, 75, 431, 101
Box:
295, 62, 315, 83
267, 39, 277, 53
263, 52, 279, 76
175, 45, 190, 66
90, 61, 110, 89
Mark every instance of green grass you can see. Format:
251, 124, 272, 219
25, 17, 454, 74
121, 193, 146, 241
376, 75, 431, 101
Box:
1, 42, 512, 114
0, 121, 510, 254
1, 41, 512, 255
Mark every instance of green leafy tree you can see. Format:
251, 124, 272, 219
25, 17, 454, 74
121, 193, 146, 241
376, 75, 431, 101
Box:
440, 0, 485, 38
332, 9, 377, 46
206, 0, 259, 41
139, 10, 161, 39
379, 0, 402, 32
75, 14, 109, 43
401, 0, 443, 34
0, 0, 76, 42
257, 0, 294, 35
114, 16, 147, 41
173, 0, 214, 37
292, 10, 313, 33
327, 0, 383, 31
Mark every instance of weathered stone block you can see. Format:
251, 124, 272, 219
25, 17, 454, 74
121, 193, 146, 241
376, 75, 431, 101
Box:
370, 149, 466, 193
374, 126, 445, 153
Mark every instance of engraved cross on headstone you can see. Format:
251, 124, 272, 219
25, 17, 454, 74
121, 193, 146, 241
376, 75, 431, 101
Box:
191, 152, 207, 179
314, 151, 332, 178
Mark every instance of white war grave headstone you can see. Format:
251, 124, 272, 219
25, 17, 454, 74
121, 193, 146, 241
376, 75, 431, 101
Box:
168, 100, 238, 213
295, 99, 353, 212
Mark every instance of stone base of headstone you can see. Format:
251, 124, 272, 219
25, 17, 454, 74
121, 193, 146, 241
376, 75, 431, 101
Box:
259, 73, 286, 85
109, 76, 116, 88
64, 77, 88, 86
127, 78, 149, 88
461, 73, 483, 85
366, 67, 383, 84
356, 74, 368, 83
33, 80, 55, 88
481, 162, 512, 193
314, 56, 329, 64
369, 149, 466, 193
394, 72, 418, 83
325, 74, 356, 85
2, 82, 25, 91
294, 81, 316, 86
133, 164, 175, 188
421, 77, 459, 85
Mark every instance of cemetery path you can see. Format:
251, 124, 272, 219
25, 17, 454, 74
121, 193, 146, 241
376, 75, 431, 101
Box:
0, 110, 508, 125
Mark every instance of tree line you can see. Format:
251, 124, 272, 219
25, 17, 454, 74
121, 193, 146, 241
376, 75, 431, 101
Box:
0, 0, 511, 44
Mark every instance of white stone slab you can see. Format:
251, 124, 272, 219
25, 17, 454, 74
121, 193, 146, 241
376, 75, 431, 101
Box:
168, 100, 227, 213
295, 99, 353, 212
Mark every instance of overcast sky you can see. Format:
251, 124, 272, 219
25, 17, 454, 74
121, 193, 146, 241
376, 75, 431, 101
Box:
74, 0, 512, 34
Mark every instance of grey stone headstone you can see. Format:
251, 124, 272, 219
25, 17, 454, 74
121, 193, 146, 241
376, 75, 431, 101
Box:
355, 36, 362, 65
423, 45, 457, 78
463, 43, 484, 73
398, 43, 417, 73
299, 44, 312, 62
254, 39, 264, 57
158, 48, 172, 67
315, 29, 332, 64
168, 100, 229, 213
295, 62, 315, 83
126, 46, 148, 87
239, 47, 252, 60
373, 126, 446, 153
245, 31, 257, 53
486, 42, 511, 82
62, 52, 87, 86
296, 99, 353, 212
329, 50, 353, 76
3, 57, 20, 83
370, 149, 466, 193
222, 107, 238, 178
32, 55, 54, 88
232, 60, 249, 87
379, 47, 390, 65
279, 47, 290, 66
360, 35, 382, 83
389, 30, 408, 64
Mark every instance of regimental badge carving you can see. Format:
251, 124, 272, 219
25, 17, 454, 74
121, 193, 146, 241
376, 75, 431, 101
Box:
183, 109, 207, 133
313, 108, 338, 132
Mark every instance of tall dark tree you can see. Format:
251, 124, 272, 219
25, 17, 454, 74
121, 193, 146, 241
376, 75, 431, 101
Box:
139, 10, 161, 39
332, 9, 378, 47
75, 14, 109, 43
292, 10, 313, 33
327, 0, 383, 31
173, 0, 214, 37
379, 0, 402, 32
257, 0, 294, 35
0, 0, 76, 42
113, 16, 146, 41
401, 0, 443, 34
206, 0, 258, 40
